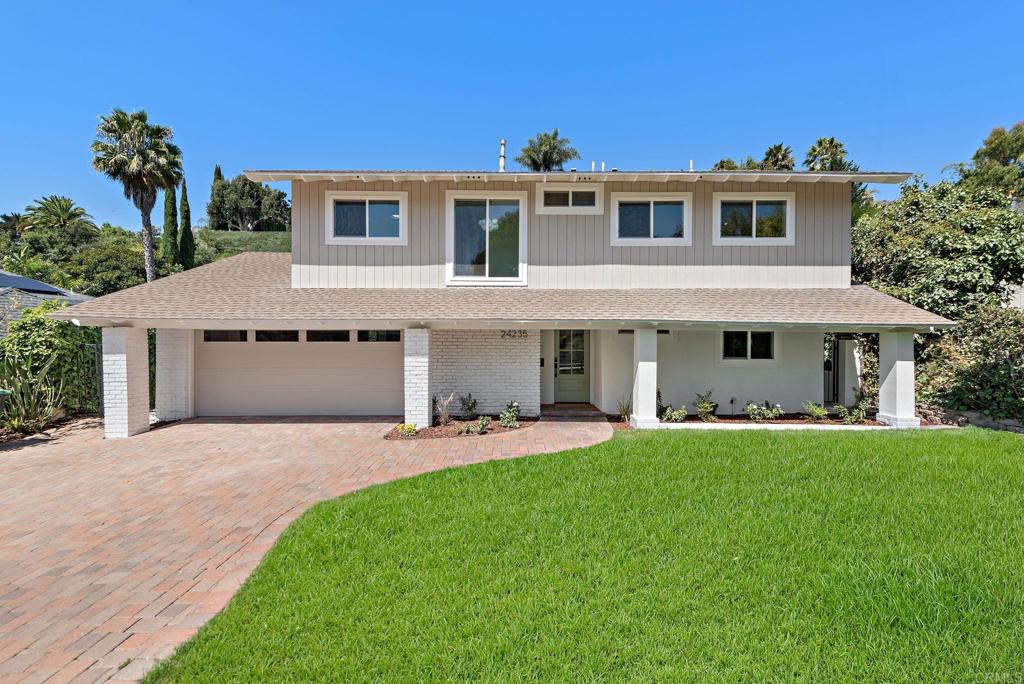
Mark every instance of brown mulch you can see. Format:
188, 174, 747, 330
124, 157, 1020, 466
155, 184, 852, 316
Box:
606, 413, 885, 428
385, 416, 539, 440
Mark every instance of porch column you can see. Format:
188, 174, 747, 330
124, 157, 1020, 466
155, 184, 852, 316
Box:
155, 329, 195, 422
877, 331, 920, 427
838, 338, 859, 406
101, 327, 150, 439
403, 328, 431, 428
630, 329, 659, 428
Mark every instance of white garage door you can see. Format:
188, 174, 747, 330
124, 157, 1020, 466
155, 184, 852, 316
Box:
194, 330, 404, 416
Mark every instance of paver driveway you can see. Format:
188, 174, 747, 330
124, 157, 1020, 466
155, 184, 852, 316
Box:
0, 414, 612, 683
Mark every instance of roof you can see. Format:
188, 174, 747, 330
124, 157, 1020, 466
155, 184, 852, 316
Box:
48, 253, 952, 332
245, 169, 911, 185
0, 270, 89, 301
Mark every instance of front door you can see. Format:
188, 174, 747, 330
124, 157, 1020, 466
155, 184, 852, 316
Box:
555, 330, 589, 402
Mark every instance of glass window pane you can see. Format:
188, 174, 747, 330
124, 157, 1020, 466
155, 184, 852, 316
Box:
720, 201, 753, 238
333, 201, 366, 238
571, 191, 596, 207
653, 201, 685, 238
357, 330, 401, 342
204, 330, 247, 342
454, 200, 486, 277
618, 202, 650, 238
306, 330, 350, 342
750, 332, 774, 359
487, 200, 520, 278
255, 330, 298, 342
756, 201, 787, 238
723, 331, 748, 359
543, 191, 569, 207
368, 200, 400, 238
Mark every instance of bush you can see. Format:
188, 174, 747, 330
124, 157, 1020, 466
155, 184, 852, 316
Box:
694, 390, 718, 422
459, 393, 478, 420
802, 401, 829, 423
745, 401, 784, 423
395, 423, 417, 437
616, 396, 631, 423
459, 422, 478, 435
0, 354, 65, 433
433, 393, 454, 426
477, 416, 491, 434
500, 401, 520, 429
661, 406, 687, 423
835, 400, 870, 425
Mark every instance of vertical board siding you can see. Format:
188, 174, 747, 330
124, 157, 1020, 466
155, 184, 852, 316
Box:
292, 180, 852, 289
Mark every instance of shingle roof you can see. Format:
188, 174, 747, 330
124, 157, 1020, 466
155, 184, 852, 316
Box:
246, 170, 911, 184
48, 253, 952, 331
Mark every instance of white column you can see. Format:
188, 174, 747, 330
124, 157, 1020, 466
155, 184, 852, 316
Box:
403, 328, 431, 428
155, 329, 195, 422
102, 327, 150, 438
630, 329, 659, 428
838, 338, 859, 407
877, 331, 920, 427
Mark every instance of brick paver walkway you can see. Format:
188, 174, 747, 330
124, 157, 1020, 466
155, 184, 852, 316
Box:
0, 413, 612, 683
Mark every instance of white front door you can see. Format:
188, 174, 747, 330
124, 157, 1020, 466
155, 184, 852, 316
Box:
554, 330, 589, 403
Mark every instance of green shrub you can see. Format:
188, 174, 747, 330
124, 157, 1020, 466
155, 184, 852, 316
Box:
477, 416, 491, 434
802, 401, 829, 423
459, 422, 478, 435
395, 423, 417, 437
694, 390, 719, 422
661, 406, 687, 423
834, 400, 870, 425
0, 354, 65, 433
745, 401, 784, 423
500, 401, 520, 429
459, 393, 478, 420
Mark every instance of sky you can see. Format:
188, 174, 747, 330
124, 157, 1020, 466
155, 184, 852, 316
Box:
1, 0, 1021, 229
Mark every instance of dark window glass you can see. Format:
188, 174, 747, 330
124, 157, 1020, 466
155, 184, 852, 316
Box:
618, 202, 650, 238
755, 201, 787, 238
333, 201, 366, 237
543, 191, 570, 207
571, 191, 596, 207
358, 330, 401, 342
204, 330, 247, 342
720, 201, 753, 237
487, 200, 520, 278
750, 332, 774, 359
722, 331, 748, 359
306, 330, 350, 342
454, 200, 486, 276
368, 200, 400, 238
256, 330, 299, 342
652, 201, 685, 238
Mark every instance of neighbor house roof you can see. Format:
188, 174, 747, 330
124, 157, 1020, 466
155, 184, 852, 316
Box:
245, 170, 911, 185
48, 253, 952, 332
0, 269, 88, 300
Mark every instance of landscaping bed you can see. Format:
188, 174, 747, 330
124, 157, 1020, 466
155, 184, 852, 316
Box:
385, 416, 538, 440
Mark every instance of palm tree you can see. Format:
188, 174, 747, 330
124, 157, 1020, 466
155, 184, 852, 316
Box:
22, 195, 97, 244
761, 144, 796, 171
515, 129, 581, 172
91, 109, 183, 281
805, 137, 849, 171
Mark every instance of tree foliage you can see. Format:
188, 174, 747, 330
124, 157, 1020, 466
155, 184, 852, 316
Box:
515, 129, 581, 172
160, 183, 179, 265
178, 177, 195, 269
760, 143, 795, 170
954, 121, 1024, 203
20, 196, 98, 261
206, 174, 290, 231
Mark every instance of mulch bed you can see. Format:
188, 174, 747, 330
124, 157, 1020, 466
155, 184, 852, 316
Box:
385, 416, 539, 440
606, 413, 885, 428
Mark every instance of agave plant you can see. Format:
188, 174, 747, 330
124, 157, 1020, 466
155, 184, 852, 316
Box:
0, 354, 65, 433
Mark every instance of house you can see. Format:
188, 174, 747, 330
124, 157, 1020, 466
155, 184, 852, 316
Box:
50, 165, 953, 438
0, 270, 90, 336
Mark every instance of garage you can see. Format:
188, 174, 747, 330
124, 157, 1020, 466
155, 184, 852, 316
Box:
194, 329, 404, 416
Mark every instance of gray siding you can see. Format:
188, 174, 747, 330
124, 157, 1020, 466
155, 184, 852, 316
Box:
291, 180, 852, 289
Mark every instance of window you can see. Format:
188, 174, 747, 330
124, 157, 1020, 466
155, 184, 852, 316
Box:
558, 330, 585, 375
721, 331, 777, 363
204, 330, 247, 342
713, 193, 795, 246
617, 329, 671, 335
255, 330, 299, 342
324, 191, 407, 245
535, 183, 604, 215
357, 330, 401, 342
306, 330, 351, 342
446, 191, 528, 285
610, 193, 693, 246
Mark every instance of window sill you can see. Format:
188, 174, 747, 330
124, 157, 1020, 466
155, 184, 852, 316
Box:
717, 358, 782, 368
445, 277, 528, 287
712, 236, 794, 247
325, 237, 408, 246
611, 237, 692, 247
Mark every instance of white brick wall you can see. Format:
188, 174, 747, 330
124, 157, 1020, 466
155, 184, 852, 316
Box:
430, 330, 541, 417
102, 327, 150, 438
403, 328, 431, 428
155, 329, 195, 422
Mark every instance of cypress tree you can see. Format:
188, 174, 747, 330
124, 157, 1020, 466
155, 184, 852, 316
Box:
208, 164, 226, 230
160, 183, 179, 265
213, 164, 223, 183
178, 177, 196, 269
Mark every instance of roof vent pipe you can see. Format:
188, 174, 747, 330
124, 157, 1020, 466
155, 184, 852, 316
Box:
601, 161, 605, 172
689, 159, 694, 172
499, 139, 506, 172
591, 161, 596, 172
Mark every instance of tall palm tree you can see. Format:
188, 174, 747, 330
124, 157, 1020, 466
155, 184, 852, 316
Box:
515, 129, 581, 172
91, 109, 183, 281
22, 195, 97, 244
761, 144, 796, 171
804, 137, 849, 171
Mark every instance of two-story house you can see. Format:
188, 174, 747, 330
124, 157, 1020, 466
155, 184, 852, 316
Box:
52, 167, 952, 438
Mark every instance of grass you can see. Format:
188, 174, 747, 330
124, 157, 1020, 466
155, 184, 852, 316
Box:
195, 228, 290, 261
146, 429, 1024, 683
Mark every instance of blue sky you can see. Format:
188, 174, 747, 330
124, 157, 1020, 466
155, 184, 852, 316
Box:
1, 0, 1020, 229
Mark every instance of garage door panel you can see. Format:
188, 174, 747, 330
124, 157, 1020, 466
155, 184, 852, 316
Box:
196, 390, 402, 416
197, 346, 402, 370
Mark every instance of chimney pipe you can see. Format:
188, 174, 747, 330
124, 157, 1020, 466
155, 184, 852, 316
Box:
601, 161, 606, 172
499, 139, 507, 172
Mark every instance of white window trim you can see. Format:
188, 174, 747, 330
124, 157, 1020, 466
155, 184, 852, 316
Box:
324, 191, 408, 246
610, 192, 693, 247
535, 183, 604, 216
445, 190, 529, 287
717, 330, 782, 367
712, 192, 795, 246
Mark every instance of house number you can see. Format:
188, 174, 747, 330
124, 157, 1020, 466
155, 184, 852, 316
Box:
501, 329, 528, 339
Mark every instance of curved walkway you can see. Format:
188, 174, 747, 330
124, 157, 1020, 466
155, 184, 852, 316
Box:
0, 414, 612, 683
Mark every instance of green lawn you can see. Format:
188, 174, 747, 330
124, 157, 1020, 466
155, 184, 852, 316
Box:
146, 429, 1024, 683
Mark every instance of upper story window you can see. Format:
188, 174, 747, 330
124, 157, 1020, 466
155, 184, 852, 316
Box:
324, 191, 408, 246
610, 193, 693, 246
445, 190, 528, 286
712, 192, 795, 246
535, 183, 604, 216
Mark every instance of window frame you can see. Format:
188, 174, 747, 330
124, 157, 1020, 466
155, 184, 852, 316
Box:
305, 330, 351, 343
356, 330, 402, 343
712, 192, 796, 246
324, 190, 408, 246
717, 330, 781, 367
610, 192, 694, 246
254, 330, 300, 342
535, 183, 604, 216
202, 330, 248, 343
445, 190, 529, 286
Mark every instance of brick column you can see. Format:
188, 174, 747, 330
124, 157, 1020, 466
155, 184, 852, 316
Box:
155, 329, 195, 422
102, 327, 150, 438
630, 329, 659, 428
877, 331, 920, 427
404, 328, 431, 428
